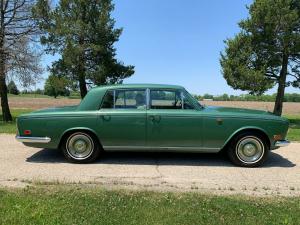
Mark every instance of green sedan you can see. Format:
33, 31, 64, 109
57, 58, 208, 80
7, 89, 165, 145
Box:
16, 84, 290, 167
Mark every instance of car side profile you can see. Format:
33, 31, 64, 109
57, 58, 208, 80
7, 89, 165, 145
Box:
16, 84, 290, 167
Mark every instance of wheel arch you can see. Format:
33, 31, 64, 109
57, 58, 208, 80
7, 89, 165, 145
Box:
221, 127, 271, 150
59, 127, 103, 149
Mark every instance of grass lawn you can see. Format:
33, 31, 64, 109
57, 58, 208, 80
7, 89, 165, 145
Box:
0, 185, 299, 225
8, 93, 81, 99
285, 114, 300, 141
0, 109, 32, 133
8, 93, 52, 98
0, 109, 299, 141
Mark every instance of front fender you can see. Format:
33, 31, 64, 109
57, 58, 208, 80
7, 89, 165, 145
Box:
221, 126, 271, 150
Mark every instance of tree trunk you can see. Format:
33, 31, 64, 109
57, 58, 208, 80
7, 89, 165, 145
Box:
77, 6, 88, 99
273, 54, 288, 116
0, 69, 12, 122
0, 0, 12, 122
78, 52, 87, 98
78, 72, 87, 99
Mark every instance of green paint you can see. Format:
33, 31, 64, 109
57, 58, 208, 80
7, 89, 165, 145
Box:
16, 84, 290, 151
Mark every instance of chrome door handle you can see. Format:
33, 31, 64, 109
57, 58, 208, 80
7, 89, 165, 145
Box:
149, 115, 161, 122
101, 115, 111, 121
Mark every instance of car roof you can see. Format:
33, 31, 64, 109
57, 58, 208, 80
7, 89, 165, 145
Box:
92, 83, 185, 91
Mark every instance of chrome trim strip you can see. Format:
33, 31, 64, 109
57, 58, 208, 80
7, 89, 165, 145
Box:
113, 89, 116, 109
181, 91, 184, 109
103, 146, 220, 152
275, 140, 290, 147
146, 88, 150, 110
15, 136, 51, 143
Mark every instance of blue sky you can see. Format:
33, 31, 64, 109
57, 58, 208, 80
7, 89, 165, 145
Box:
42, 0, 300, 95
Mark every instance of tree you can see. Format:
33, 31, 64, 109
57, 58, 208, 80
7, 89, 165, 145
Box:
221, 94, 229, 101
203, 94, 214, 99
0, 0, 42, 121
35, 88, 43, 95
34, 0, 134, 99
220, 0, 300, 115
7, 81, 19, 95
44, 74, 69, 98
7, 36, 43, 90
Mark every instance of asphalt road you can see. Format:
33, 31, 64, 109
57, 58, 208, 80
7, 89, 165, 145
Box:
0, 134, 299, 196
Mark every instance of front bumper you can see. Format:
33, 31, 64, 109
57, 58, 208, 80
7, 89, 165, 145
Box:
275, 140, 290, 147
15, 136, 51, 143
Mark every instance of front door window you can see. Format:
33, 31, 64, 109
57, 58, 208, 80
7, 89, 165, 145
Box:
150, 89, 194, 110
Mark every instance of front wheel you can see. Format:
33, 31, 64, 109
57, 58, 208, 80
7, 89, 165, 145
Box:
227, 132, 269, 167
61, 132, 101, 163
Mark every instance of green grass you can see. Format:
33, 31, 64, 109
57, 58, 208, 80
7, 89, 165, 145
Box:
284, 115, 300, 141
0, 109, 299, 142
8, 93, 52, 98
8, 93, 81, 99
0, 109, 32, 134
0, 185, 299, 225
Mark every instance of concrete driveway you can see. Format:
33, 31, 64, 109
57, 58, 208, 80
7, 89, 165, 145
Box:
0, 134, 299, 196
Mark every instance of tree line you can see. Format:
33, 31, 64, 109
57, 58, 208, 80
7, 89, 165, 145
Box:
0, 0, 299, 121
194, 93, 300, 102
8, 78, 300, 103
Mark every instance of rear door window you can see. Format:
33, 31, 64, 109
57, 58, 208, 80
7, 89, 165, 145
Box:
101, 89, 146, 109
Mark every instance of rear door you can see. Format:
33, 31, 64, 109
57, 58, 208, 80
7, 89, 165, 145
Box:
146, 89, 203, 150
98, 89, 147, 149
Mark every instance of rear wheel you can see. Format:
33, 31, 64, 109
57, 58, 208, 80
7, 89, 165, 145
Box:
61, 132, 101, 163
227, 132, 269, 167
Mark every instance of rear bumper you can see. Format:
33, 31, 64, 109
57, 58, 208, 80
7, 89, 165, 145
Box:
15, 136, 51, 144
275, 140, 290, 147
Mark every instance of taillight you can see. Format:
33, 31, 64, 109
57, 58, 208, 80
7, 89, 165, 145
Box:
24, 130, 31, 135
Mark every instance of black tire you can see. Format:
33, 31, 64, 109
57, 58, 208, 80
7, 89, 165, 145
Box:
61, 131, 101, 163
227, 131, 269, 167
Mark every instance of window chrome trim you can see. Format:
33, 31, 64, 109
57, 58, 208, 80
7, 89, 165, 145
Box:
113, 89, 116, 109
146, 88, 150, 110
181, 92, 184, 109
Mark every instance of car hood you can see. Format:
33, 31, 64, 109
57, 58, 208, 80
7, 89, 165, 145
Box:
203, 105, 273, 116
30, 105, 79, 114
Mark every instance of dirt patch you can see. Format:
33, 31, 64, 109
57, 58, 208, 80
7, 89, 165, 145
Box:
203, 101, 300, 114
8, 97, 80, 109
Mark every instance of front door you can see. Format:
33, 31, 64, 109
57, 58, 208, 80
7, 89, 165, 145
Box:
98, 89, 147, 149
146, 89, 203, 150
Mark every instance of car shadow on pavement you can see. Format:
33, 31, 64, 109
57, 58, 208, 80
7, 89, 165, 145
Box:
26, 149, 296, 168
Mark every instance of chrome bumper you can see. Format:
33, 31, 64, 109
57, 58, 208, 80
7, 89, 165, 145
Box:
15, 136, 51, 143
275, 140, 290, 147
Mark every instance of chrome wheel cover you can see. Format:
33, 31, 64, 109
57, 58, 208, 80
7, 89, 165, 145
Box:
236, 136, 264, 164
66, 133, 94, 160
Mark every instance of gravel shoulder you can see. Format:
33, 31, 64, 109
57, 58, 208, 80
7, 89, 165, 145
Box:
0, 134, 299, 196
